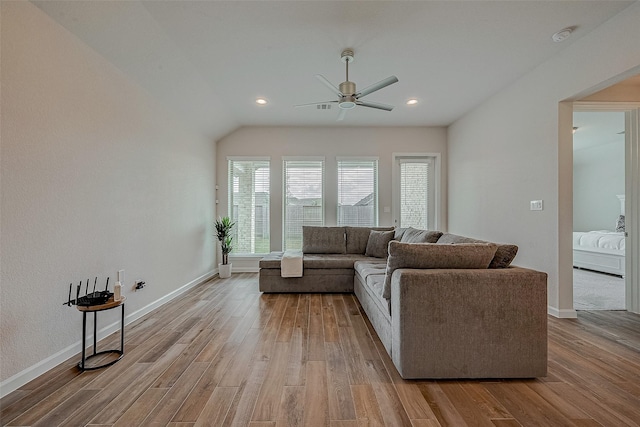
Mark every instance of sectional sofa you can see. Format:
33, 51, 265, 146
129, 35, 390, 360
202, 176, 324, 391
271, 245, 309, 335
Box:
259, 226, 548, 379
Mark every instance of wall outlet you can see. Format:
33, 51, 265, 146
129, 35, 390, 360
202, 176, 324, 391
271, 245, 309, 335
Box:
530, 200, 543, 211
134, 280, 146, 291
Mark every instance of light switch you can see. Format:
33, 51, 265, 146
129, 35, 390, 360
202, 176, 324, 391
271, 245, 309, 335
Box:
530, 200, 543, 211
383, 206, 391, 213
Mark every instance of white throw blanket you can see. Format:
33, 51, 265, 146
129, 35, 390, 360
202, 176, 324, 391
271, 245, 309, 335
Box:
281, 250, 303, 278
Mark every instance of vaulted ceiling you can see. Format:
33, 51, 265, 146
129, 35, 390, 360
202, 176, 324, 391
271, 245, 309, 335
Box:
33, 1, 636, 140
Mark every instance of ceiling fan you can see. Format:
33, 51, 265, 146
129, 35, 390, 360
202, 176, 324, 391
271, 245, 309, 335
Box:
296, 49, 399, 121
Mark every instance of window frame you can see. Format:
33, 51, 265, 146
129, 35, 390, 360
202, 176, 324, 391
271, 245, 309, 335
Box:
282, 156, 325, 251
227, 156, 271, 255
336, 156, 379, 227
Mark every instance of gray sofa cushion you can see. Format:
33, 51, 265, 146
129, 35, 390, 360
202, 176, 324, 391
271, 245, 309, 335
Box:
365, 274, 390, 315
365, 230, 395, 258
382, 241, 498, 299
354, 260, 388, 278
259, 251, 284, 269
345, 226, 395, 254
302, 226, 346, 254
400, 227, 443, 244
437, 233, 518, 268
261, 252, 377, 269
303, 254, 371, 269
354, 261, 391, 316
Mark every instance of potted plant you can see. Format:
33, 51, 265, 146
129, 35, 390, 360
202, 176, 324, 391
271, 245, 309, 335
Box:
215, 216, 235, 278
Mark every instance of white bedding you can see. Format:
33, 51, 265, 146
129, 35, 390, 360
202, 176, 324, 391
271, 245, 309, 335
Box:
573, 231, 625, 253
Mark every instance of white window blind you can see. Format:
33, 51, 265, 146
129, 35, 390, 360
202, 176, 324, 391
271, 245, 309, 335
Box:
283, 159, 324, 250
399, 158, 434, 229
337, 158, 378, 226
228, 158, 270, 254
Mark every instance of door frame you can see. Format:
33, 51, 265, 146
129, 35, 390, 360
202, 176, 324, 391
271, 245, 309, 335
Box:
565, 102, 640, 314
391, 152, 442, 231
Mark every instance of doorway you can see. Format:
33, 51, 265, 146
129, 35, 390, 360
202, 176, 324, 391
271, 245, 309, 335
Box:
392, 153, 441, 230
567, 103, 640, 314
572, 111, 626, 310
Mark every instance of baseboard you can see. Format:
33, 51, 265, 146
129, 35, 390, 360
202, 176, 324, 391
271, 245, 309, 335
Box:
125, 270, 217, 326
228, 256, 261, 273
0, 269, 217, 399
548, 306, 578, 318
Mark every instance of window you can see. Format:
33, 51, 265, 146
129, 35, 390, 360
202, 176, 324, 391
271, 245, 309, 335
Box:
228, 158, 270, 254
283, 158, 324, 250
337, 158, 378, 226
395, 156, 437, 230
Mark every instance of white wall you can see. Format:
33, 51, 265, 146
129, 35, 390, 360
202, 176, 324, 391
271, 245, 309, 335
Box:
573, 141, 625, 231
0, 2, 217, 390
217, 126, 447, 255
448, 1, 640, 316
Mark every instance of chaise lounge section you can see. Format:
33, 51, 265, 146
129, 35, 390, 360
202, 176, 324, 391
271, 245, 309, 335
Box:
259, 226, 393, 293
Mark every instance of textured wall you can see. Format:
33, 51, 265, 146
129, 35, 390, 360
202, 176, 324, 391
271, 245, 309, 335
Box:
217, 126, 447, 252
448, 2, 640, 313
1, 2, 216, 384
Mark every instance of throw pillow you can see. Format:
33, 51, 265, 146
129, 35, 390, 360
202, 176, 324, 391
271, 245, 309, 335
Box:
365, 230, 395, 258
399, 227, 443, 244
436, 233, 518, 268
302, 226, 346, 254
394, 227, 408, 241
382, 241, 497, 299
616, 215, 625, 233
345, 226, 395, 254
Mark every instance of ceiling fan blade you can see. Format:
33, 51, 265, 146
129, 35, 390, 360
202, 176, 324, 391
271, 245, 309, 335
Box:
337, 108, 348, 121
315, 74, 343, 97
357, 100, 394, 111
355, 76, 399, 98
294, 101, 338, 108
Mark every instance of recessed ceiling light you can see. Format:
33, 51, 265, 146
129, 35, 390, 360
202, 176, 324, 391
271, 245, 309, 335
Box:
255, 98, 268, 105
406, 99, 418, 105
552, 27, 574, 43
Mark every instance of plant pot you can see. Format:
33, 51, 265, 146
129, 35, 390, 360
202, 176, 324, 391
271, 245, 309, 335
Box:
218, 263, 232, 279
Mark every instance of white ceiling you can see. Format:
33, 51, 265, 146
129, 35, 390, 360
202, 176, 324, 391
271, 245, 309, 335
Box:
32, 1, 636, 140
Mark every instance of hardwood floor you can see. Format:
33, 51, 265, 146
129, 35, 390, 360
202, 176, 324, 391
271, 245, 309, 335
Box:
2, 273, 640, 426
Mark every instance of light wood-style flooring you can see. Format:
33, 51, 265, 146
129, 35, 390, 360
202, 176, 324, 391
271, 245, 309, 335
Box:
2, 273, 640, 426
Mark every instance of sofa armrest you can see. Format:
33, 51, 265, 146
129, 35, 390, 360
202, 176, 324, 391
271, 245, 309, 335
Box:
390, 267, 547, 379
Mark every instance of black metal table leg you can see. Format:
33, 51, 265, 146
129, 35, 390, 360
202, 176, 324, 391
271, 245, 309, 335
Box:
81, 311, 87, 370
120, 303, 125, 355
93, 311, 97, 356
78, 298, 125, 371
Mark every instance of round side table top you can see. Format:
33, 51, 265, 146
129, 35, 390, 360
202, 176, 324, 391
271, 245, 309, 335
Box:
77, 296, 126, 312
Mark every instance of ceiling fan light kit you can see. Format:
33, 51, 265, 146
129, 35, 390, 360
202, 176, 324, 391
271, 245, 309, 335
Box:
296, 48, 398, 121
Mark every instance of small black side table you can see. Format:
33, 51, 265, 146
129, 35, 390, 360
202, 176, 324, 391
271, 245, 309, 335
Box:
77, 296, 125, 370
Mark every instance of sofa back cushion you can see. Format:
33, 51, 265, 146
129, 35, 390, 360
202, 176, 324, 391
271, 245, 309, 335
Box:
345, 226, 395, 254
382, 241, 498, 299
399, 227, 443, 244
365, 230, 395, 258
302, 226, 346, 254
436, 233, 518, 268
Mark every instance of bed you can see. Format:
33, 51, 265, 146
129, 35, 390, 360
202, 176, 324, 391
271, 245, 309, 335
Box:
573, 194, 626, 277
573, 230, 626, 277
